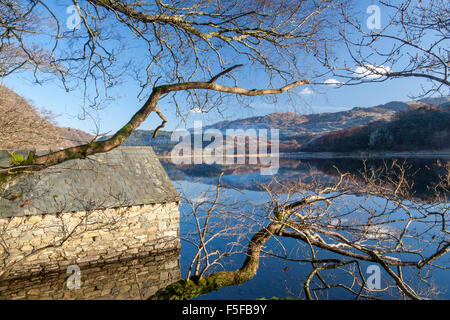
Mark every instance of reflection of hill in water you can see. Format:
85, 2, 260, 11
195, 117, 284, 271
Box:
0, 250, 180, 300
161, 158, 338, 191
160, 157, 449, 201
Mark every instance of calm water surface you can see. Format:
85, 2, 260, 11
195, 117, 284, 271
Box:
0, 156, 448, 299
164, 157, 450, 300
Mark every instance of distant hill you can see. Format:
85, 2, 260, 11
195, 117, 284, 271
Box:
110, 129, 176, 154
0, 85, 93, 150
101, 129, 271, 156
191, 100, 423, 152
418, 96, 450, 107
101, 97, 449, 154
301, 106, 450, 152
3, 83, 448, 154
201, 101, 410, 140
58, 127, 95, 146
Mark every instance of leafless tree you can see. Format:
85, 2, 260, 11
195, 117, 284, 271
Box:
151, 162, 449, 300
181, 173, 249, 279
0, 85, 67, 150
320, 0, 449, 98
0, 0, 343, 191
2, 1, 449, 300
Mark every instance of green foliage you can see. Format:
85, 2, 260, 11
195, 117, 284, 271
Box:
273, 207, 285, 221
7, 151, 36, 165
152, 277, 224, 300
8, 152, 25, 165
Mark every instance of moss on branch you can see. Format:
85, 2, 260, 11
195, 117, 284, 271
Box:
150, 222, 282, 300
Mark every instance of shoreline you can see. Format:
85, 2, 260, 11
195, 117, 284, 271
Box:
281, 150, 450, 159
159, 150, 450, 161
116, 146, 450, 160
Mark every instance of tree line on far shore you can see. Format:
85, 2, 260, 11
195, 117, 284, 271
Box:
301, 106, 450, 152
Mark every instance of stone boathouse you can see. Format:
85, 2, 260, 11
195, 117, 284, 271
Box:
0, 147, 181, 281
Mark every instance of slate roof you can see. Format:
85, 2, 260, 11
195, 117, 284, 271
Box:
0, 148, 180, 217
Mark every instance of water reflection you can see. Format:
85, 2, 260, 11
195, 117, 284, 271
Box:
161, 156, 450, 201
161, 156, 449, 299
0, 250, 180, 300
2, 156, 448, 300
174, 180, 450, 300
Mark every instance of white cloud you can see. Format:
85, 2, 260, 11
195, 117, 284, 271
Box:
299, 87, 314, 95
354, 65, 391, 80
323, 78, 343, 86
192, 195, 208, 204
189, 107, 203, 114
330, 218, 348, 226
364, 225, 397, 240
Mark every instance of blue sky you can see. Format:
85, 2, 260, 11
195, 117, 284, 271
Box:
0, 0, 435, 135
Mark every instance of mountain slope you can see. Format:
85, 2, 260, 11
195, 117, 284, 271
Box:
301, 106, 450, 152
4, 83, 446, 154
58, 127, 95, 146
202, 101, 411, 140
106, 98, 448, 153
0, 85, 93, 150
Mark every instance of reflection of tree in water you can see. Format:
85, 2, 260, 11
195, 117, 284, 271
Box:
151, 164, 450, 300
305, 158, 449, 201
161, 157, 449, 201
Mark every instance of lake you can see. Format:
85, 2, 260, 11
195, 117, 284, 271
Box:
162, 156, 450, 300
0, 156, 448, 299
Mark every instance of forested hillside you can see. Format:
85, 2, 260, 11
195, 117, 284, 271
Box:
0, 85, 93, 150
301, 106, 450, 152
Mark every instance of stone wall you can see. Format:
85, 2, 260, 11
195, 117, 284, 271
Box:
0, 202, 180, 279
0, 250, 180, 300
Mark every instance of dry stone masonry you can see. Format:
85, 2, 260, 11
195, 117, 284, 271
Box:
0, 148, 181, 284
